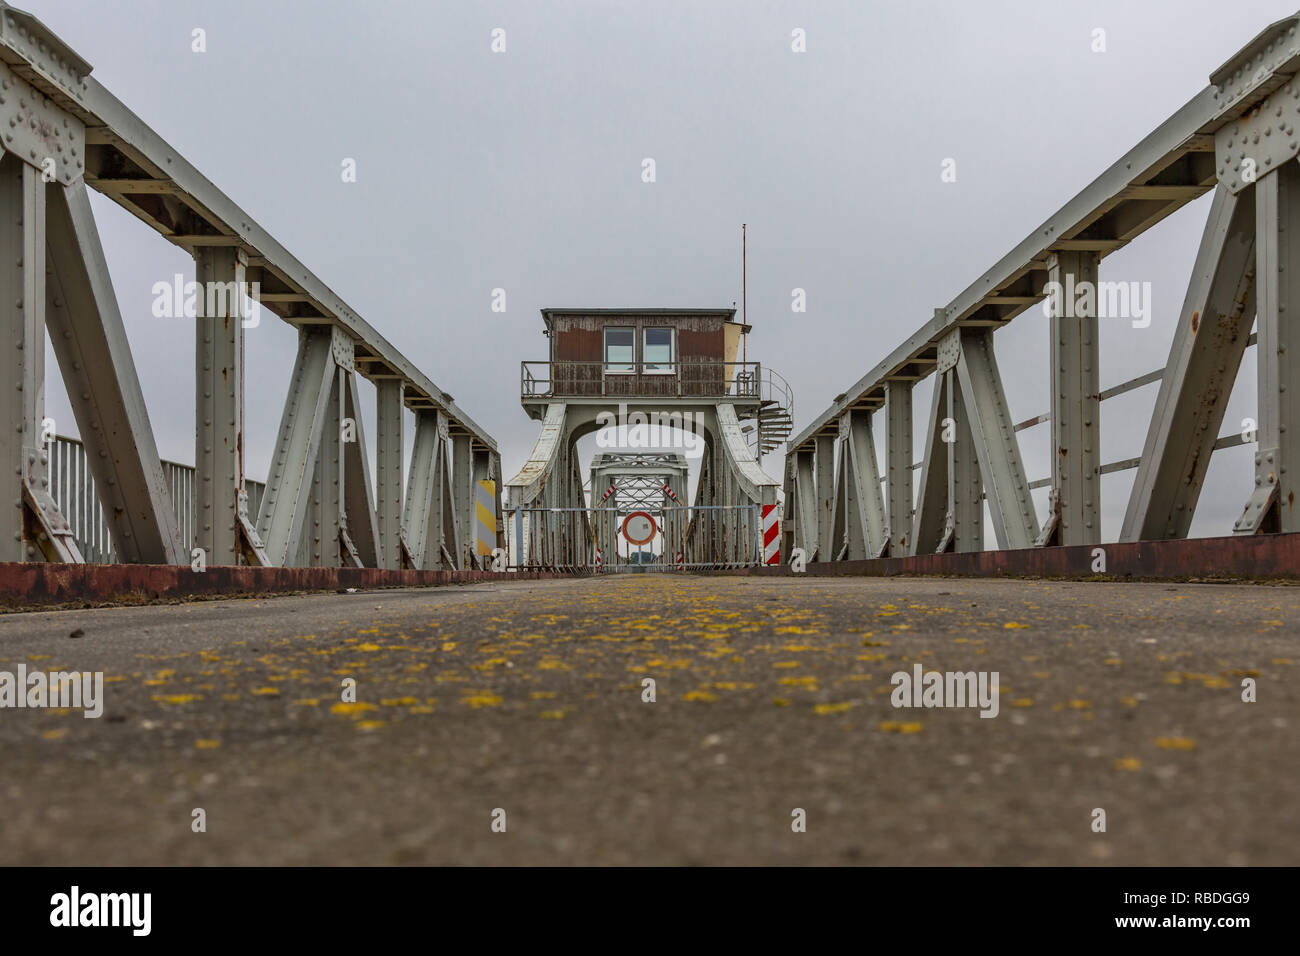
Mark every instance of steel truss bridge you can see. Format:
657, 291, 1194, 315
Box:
4, 4, 1300, 600
779, 11, 1300, 579
0, 2, 504, 598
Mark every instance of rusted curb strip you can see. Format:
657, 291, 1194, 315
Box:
711, 532, 1300, 582
0, 563, 591, 609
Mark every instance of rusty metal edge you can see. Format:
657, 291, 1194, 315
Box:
712, 532, 1300, 582
0, 563, 591, 610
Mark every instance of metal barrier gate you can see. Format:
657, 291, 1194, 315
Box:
505, 505, 763, 571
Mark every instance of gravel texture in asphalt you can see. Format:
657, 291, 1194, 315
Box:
0, 575, 1296, 864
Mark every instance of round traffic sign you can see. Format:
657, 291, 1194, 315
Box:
621, 511, 657, 546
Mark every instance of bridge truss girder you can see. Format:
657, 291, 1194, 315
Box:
782, 11, 1300, 562
0, 6, 501, 570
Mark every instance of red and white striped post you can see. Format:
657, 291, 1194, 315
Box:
761, 504, 780, 566
595, 547, 603, 571
675, 550, 684, 571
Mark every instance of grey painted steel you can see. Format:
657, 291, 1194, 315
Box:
1044, 251, 1101, 546
790, 12, 1300, 455
403, 411, 438, 569
912, 372, 950, 556
946, 369, 984, 554
307, 366, 342, 568
953, 329, 1039, 550
0, 3, 499, 572
0, 2, 494, 453
401, 409, 461, 571
433, 412, 461, 570
257, 329, 336, 566
374, 379, 403, 569
1240, 161, 1300, 532
507, 403, 565, 508
0, 154, 43, 560
1123, 185, 1257, 541
341, 371, 380, 567
784, 11, 1300, 560
453, 434, 475, 569
194, 245, 246, 565
792, 448, 819, 558
813, 435, 834, 561
833, 409, 888, 560
45, 180, 183, 564
885, 379, 913, 555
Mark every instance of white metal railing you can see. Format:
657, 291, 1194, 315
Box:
48, 435, 265, 563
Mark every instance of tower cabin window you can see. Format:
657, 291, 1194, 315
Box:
644, 328, 674, 372
604, 327, 635, 373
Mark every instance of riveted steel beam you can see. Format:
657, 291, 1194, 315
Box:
453, 433, 475, 569
912, 371, 950, 556
0, 153, 59, 560
945, 368, 983, 554
833, 408, 888, 560
791, 447, 819, 559
0, 2, 495, 457
789, 12, 1300, 456
341, 369, 380, 568
402, 410, 438, 569
45, 179, 183, 564
257, 327, 336, 566
374, 378, 403, 569
812, 434, 834, 561
308, 366, 343, 568
952, 329, 1039, 549
1238, 161, 1300, 533
885, 379, 913, 555
1040, 250, 1101, 547
1123, 185, 1256, 541
194, 245, 249, 565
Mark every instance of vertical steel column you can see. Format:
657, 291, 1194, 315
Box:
309, 367, 342, 567
194, 246, 246, 564
424, 411, 459, 569
812, 434, 835, 561
839, 408, 888, 559
792, 448, 818, 557
0, 156, 46, 560
453, 433, 474, 568
946, 368, 983, 553
1241, 163, 1300, 533
374, 378, 404, 568
1044, 251, 1101, 545
885, 379, 913, 555
340, 371, 380, 566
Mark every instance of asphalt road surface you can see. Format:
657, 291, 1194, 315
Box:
1, 575, 1296, 865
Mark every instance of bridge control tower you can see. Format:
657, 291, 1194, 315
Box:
506, 309, 791, 569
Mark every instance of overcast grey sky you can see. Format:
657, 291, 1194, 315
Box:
33, 0, 1300, 542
